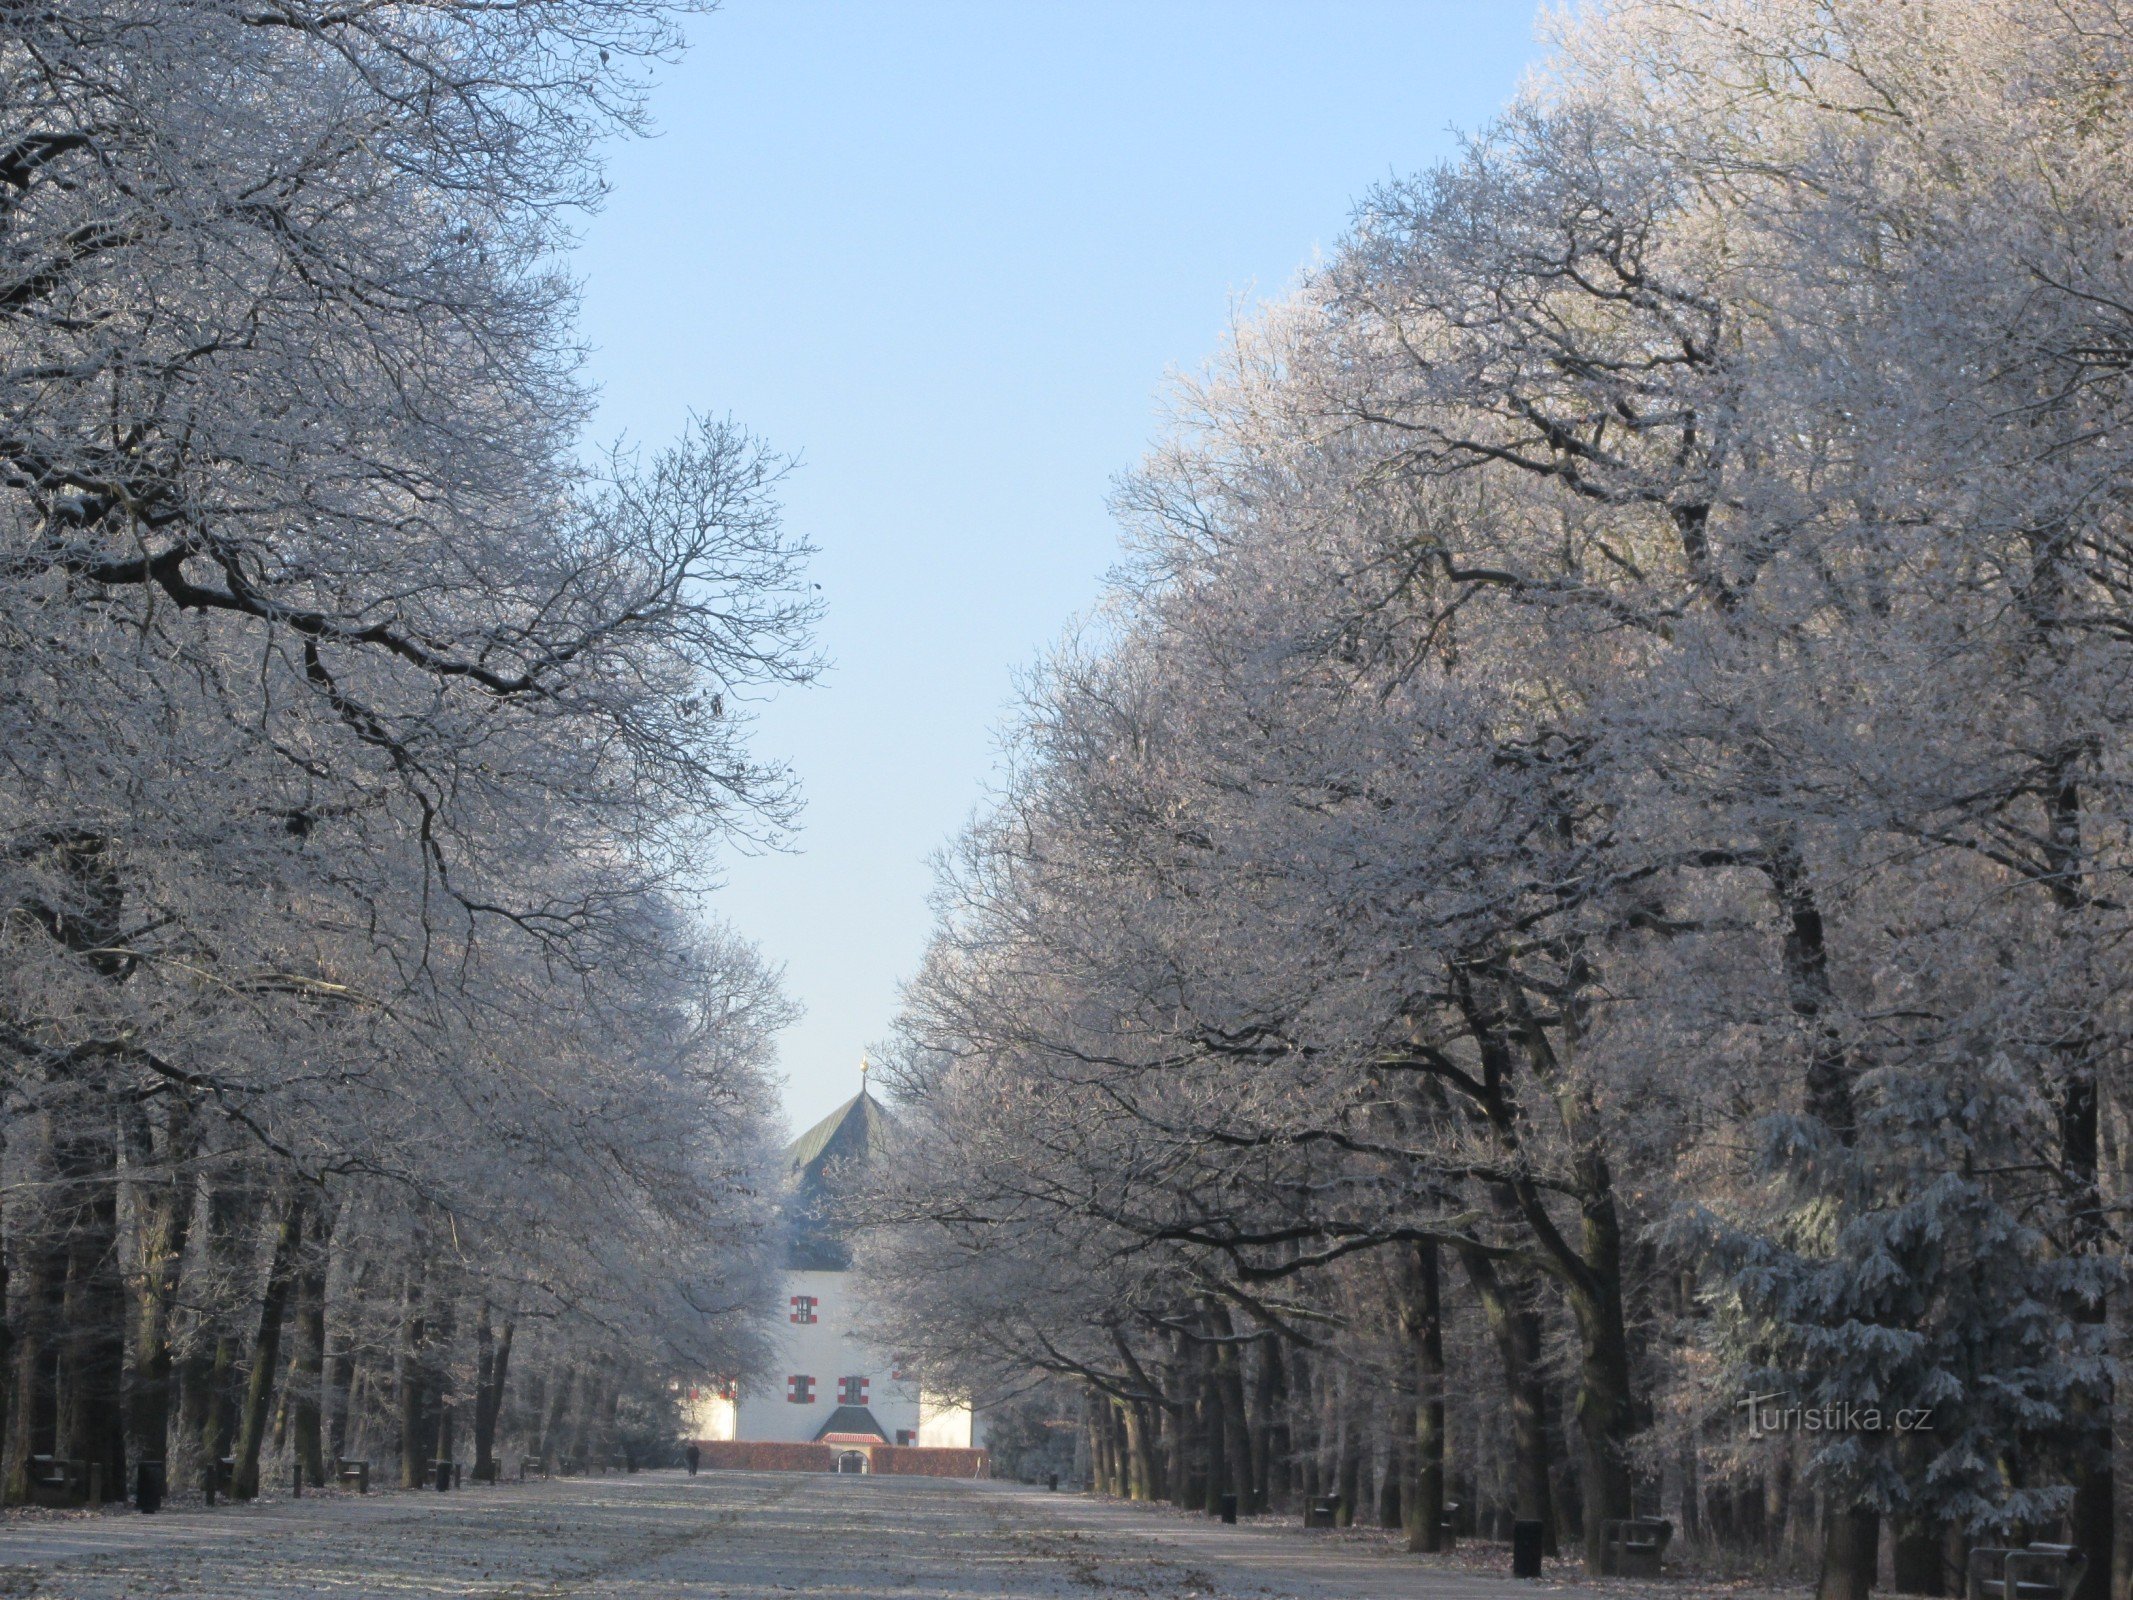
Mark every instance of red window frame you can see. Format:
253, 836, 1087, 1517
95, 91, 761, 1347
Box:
786, 1374, 815, 1403
838, 1375, 869, 1406
789, 1294, 819, 1324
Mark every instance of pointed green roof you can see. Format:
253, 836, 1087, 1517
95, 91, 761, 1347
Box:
785, 1089, 891, 1178
781, 1089, 893, 1270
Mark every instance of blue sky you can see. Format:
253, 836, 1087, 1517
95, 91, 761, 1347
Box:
575, 0, 1548, 1136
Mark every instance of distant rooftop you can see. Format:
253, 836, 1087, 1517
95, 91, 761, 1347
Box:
786, 1089, 892, 1176
782, 1089, 893, 1271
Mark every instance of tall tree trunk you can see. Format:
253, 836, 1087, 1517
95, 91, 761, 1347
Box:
1294, 1347, 1320, 1504
230, 1188, 308, 1500
1403, 1240, 1447, 1553
538, 1364, 575, 1465
54, 1097, 126, 1497
1263, 1338, 1292, 1511
1820, 1506, 1881, 1600
1207, 1303, 1254, 1513
0, 1131, 11, 1501
1119, 1400, 1149, 1500
4, 1142, 64, 1504
289, 1200, 331, 1487
396, 1257, 430, 1488
1089, 1393, 1116, 1495
122, 1097, 196, 1478
418, 1290, 457, 1474
1200, 1329, 1228, 1515
1461, 1244, 1557, 1554
596, 1372, 618, 1467
1381, 1411, 1409, 1529
474, 1311, 513, 1483
567, 1362, 604, 1469
1178, 1339, 1208, 1508
1334, 1379, 1363, 1528
1453, 961, 1637, 1571
1247, 1338, 1275, 1511
324, 1254, 374, 1466
185, 1178, 252, 1478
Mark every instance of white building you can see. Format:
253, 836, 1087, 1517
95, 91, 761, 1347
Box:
696, 1089, 975, 1454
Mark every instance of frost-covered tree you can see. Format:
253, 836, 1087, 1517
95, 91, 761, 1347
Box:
864, 7, 2133, 1595
0, 0, 812, 1503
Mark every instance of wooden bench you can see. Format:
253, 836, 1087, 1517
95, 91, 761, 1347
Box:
335, 1458, 370, 1493
519, 1455, 548, 1481
1304, 1495, 1339, 1529
1968, 1544, 2089, 1600
26, 1456, 90, 1508
1600, 1517, 1673, 1577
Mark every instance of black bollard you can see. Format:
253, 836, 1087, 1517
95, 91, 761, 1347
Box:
435, 1459, 452, 1492
135, 1462, 163, 1515
1046, 1473, 1058, 1493
1220, 1492, 1238, 1525
1513, 1519, 1545, 1578
686, 1444, 700, 1476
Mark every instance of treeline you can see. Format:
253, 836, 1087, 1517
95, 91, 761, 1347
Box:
861, 4, 2133, 1598
0, 1, 807, 1501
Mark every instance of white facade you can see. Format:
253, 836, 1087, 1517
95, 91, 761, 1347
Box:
732, 1268, 973, 1448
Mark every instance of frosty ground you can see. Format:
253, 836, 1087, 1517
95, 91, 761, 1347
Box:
0, 1470, 1743, 1600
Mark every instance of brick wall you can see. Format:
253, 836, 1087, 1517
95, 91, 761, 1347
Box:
687, 1440, 990, 1477
870, 1446, 991, 1478
694, 1440, 835, 1473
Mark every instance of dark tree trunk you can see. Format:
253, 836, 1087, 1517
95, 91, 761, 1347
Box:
1403, 1240, 1447, 1553
1335, 1406, 1363, 1528
1892, 1519, 1945, 1596
567, 1363, 604, 1469
54, 1099, 127, 1497
289, 1201, 331, 1486
184, 1179, 251, 1479
396, 1258, 430, 1488
1451, 962, 1637, 1572
231, 1189, 308, 1499
122, 1097, 196, 1476
1089, 1395, 1116, 1495
473, 1311, 513, 1483
1819, 1506, 1881, 1600
325, 1254, 375, 1466
420, 1289, 457, 1473
1248, 1337, 1276, 1511
1178, 1339, 1208, 1509
4, 1160, 64, 1504
538, 1365, 575, 1465
0, 1137, 11, 1501
1207, 1304, 1254, 1512
1461, 1245, 1558, 1554
1380, 1427, 1407, 1529
1199, 1331, 1226, 1514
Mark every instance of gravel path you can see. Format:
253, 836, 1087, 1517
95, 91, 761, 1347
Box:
0, 1470, 1628, 1599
